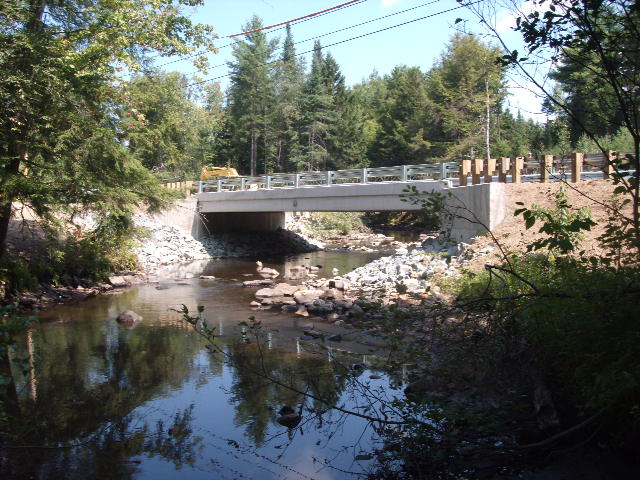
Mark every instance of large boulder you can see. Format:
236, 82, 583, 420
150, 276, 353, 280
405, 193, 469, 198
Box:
108, 276, 129, 288
293, 289, 325, 305
255, 283, 298, 298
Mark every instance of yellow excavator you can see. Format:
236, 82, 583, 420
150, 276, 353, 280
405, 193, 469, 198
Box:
199, 166, 239, 181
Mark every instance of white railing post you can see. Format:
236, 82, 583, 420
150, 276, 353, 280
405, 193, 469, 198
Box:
198, 181, 204, 194
240, 177, 246, 191
401, 164, 408, 181
439, 162, 447, 179
361, 167, 368, 183
217, 178, 222, 192
266, 175, 272, 189
294, 173, 300, 188
326, 170, 333, 186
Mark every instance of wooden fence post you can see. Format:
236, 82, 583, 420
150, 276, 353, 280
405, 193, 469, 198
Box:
511, 157, 523, 183
472, 158, 484, 185
459, 159, 471, 186
483, 158, 496, 183
498, 157, 510, 182
604, 150, 616, 179
572, 152, 583, 183
540, 154, 553, 183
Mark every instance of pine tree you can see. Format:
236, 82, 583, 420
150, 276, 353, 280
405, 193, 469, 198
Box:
227, 16, 277, 176
273, 24, 305, 172
426, 33, 506, 159
369, 66, 435, 166
301, 41, 333, 171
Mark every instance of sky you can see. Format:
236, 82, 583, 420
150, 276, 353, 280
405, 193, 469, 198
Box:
154, 0, 546, 120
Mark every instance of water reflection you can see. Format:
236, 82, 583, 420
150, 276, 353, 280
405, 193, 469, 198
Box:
4, 251, 402, 479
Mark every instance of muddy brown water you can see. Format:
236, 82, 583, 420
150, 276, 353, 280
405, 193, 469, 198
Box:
7, 250, 407, 480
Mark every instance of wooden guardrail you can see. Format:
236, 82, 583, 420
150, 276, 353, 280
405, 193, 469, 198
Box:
458, 151, 624, 185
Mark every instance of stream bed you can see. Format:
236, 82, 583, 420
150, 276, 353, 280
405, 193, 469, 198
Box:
7, 250, 407, 479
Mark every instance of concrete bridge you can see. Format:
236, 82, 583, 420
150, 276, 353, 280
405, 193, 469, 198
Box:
157, 154, 629, 244
196, 163, 505, 242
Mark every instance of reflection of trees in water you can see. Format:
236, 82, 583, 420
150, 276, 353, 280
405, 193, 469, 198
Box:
4, 319, 208, 478
2, 405, 201, 479
4, 308, 398, 479
227, 340, 352, 446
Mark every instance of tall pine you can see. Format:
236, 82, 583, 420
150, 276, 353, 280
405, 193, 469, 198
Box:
227, 16, 277, 175
273, 24, 305, 172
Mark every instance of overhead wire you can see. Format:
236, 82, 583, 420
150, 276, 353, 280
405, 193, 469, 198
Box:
162, 0, 445, 76
228, 0, 363, 37
155, 0, 370, 68
186, 0, 479, 88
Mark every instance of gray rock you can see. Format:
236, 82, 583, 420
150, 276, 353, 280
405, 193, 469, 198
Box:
108, 276, 129, 288
293, 289, 324, 305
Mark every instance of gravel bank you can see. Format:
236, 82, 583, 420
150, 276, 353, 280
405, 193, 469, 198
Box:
133, 213, 323, 272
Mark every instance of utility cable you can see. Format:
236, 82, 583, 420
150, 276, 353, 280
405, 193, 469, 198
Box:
186, 0, 478, 88
163, 0, 444, 76
229, 0, 363, 37
155, 0, 369, 68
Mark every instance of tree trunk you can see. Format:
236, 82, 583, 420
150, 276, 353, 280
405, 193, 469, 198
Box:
0, 140, 22, 261
250, 128, 257, 177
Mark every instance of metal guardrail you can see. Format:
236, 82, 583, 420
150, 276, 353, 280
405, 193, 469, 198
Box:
198, 162, 459, 193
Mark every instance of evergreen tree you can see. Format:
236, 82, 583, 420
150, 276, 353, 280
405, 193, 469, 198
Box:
273, 24, 305, 172
226, 16, 277, 175
369, 66, 435, 166
301, 41, 333, 170
426, 33, 506, 159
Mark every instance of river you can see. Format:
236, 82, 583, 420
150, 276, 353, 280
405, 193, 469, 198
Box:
6, 249, 407, 479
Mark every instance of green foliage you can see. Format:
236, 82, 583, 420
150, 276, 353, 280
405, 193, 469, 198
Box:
308, 212, 366, 236
122, 71, 222, 179
400, 185, 447, 233
453, 255, 640, 442
0, 260, 38, 292
0, 0, 215, 261
574, 129, 635, 155
514, 186, 596, 253
226, 16, 278, 176
426, 33, 507, 159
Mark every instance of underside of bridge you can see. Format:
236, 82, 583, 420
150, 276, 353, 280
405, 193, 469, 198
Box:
201, 211, 285, 233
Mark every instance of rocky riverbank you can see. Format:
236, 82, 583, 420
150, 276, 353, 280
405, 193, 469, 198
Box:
133, 213, 323, 272
244, 239, 478, 346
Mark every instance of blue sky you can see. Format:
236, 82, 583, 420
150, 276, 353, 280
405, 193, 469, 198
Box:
156, 0, 545, 119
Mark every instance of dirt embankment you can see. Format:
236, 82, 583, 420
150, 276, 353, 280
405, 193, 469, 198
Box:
466, 180, 633, 267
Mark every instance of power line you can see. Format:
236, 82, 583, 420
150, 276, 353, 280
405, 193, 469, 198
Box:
162, 0, 445, 76
295, 0, 443, 48
229, 0, 362, 38
186, 1, 478, 88
155, 0, 370, 69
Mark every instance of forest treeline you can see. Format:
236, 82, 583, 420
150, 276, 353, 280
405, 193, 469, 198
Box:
125, 16, 635, 180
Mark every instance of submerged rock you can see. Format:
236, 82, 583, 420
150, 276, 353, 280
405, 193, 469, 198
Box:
116, 310, 142, 326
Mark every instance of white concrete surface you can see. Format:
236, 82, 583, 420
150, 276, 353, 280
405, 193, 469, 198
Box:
198, 180, 450, 213
196, 180, 506, 242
